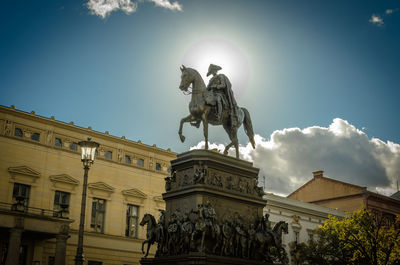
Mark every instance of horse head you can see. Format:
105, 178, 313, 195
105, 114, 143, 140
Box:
179, 65, 192, 92
273, 221, 288, 236
179, 65, 206, 93
140, 213, 150, 226
140, 213, 156, 227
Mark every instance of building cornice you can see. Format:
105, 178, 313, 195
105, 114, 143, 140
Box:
0, 105, 176, 157
264, 193, 345, 218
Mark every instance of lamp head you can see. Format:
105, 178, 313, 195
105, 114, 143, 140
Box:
78, 137, 99, 165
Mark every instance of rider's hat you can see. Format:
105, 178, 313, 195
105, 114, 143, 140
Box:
207, 64, 222, 76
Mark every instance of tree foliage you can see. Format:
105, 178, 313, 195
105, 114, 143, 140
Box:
290, 209, 400, 265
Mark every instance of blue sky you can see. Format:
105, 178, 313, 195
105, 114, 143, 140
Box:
1, 0, 400, 195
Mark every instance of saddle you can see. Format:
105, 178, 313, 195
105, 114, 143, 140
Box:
204, 90, 228, 108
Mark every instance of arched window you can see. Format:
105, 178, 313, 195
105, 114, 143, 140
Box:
70, 142, 77, 151
14, 128, 23, 137
31, 133, 40, 141
55, 138, 62, 147
137, 159, 144, 167
105, 151, 112, 159
155, 163, 161, 171
125, 155, 131, 164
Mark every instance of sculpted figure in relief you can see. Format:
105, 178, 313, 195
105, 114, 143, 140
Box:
194, 164, 206, 184
4, 120, 12, 136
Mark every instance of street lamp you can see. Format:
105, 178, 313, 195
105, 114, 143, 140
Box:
75, 138, 99, 265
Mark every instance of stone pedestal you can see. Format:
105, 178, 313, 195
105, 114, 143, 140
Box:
141, 150, 275, 265
164, 149, 265, 224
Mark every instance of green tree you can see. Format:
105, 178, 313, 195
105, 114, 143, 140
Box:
290, 209, 400, 265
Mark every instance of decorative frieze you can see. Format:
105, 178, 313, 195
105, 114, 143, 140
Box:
165, 163, 264, 198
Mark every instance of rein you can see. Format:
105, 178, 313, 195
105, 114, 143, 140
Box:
182, 84, 206, 96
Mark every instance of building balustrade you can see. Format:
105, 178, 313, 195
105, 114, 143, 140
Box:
0, 201, 69, 219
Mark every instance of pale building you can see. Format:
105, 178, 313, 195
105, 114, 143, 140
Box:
263, 192, 345, 264
0, 105, 176, 265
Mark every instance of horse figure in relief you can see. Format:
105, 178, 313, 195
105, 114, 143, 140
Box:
140, 213, 159, 258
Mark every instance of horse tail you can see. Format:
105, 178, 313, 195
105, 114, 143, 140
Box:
242, 107, 255, 149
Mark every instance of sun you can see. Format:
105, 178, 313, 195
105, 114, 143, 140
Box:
182, 38, 249, 99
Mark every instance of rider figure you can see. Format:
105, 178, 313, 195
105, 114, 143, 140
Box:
263, 213, 272, 233
207, 64, 239, 127
200, 201, 217, 237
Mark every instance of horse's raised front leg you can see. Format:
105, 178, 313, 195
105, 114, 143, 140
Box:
179, 114, 195, 143
142, 240, 147, 254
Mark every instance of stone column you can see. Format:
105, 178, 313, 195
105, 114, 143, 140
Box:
5, 228, 23, 265
55, 225, 70, 265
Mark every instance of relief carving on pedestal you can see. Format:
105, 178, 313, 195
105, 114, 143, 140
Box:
164, 166, 264, 198
140, 202, 289, 264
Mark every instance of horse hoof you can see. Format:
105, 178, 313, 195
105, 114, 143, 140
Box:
180, 135, 185, 142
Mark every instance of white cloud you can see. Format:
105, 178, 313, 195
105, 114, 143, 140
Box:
369, 14, 384, 26
87, 0, 182, 18
386, 9, 394, 14
149, 0, 182, 11
386, 8, 399, 15
191, 118, 400, 196
87, 0, 137, 18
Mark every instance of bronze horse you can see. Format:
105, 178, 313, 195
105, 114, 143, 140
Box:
255, 221, 289, 264
178, 65, 255, 158
140, 213, 158, 258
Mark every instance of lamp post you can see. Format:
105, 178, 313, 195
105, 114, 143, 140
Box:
75, 138, 99, 265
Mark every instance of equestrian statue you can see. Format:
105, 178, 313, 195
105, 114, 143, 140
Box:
178, 64, 256, 158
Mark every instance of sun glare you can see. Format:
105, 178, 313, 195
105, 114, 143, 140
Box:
182, 39, 249, 99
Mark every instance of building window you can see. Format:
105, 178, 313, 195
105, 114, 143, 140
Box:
126, 204, 139, 238
55, 138, 62, 147
31, 133, 40, 141
167, 167, 172, 173
137, 159, 144, 167
105, 151, 112, 160
294, 231, 300, 244
12, 183, 30, 210
91, 198, 105, 233
383, 215, 393, 227
155, 163, 161, 171
125, 155, 131, 164
69, 142, 78, 151
54, 191, 70, 214
14, 128, 23, 137
48, 256, 55, 265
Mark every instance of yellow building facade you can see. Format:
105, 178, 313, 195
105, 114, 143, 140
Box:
0, 105, 176, 265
